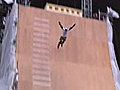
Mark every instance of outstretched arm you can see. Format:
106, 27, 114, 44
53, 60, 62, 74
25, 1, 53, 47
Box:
69, 24, 76, 31
59, 21, 63, 29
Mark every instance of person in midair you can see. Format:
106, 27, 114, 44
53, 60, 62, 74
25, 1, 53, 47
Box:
57, 21, 76, 49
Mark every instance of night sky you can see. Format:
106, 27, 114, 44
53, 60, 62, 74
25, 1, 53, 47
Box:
30, 0, 120, 68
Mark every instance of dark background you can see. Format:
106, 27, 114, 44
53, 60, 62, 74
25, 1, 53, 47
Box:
30, 0, 120, 69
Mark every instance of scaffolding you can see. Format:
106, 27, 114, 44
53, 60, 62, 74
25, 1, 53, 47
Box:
81, 0, 92, 18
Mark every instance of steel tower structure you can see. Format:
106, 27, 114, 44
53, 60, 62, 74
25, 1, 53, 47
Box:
81, 0, 92, 18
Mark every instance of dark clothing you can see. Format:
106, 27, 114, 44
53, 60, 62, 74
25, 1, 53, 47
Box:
57, 21, 76, 49
60, 36, 66, 43
57, 36, 66, 49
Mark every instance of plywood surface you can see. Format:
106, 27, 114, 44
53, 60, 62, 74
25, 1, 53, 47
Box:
17, 5, 115, 90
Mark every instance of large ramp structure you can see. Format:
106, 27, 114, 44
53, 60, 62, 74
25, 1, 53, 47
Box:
17, 5, 115, 90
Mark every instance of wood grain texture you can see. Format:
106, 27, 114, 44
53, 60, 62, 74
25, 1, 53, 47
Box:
17, 5, 115, 90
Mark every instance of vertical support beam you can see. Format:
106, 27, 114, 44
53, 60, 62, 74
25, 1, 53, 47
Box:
81, 0, 92, 18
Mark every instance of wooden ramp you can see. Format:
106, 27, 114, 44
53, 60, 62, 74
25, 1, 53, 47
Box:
17, 5, 115, 90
